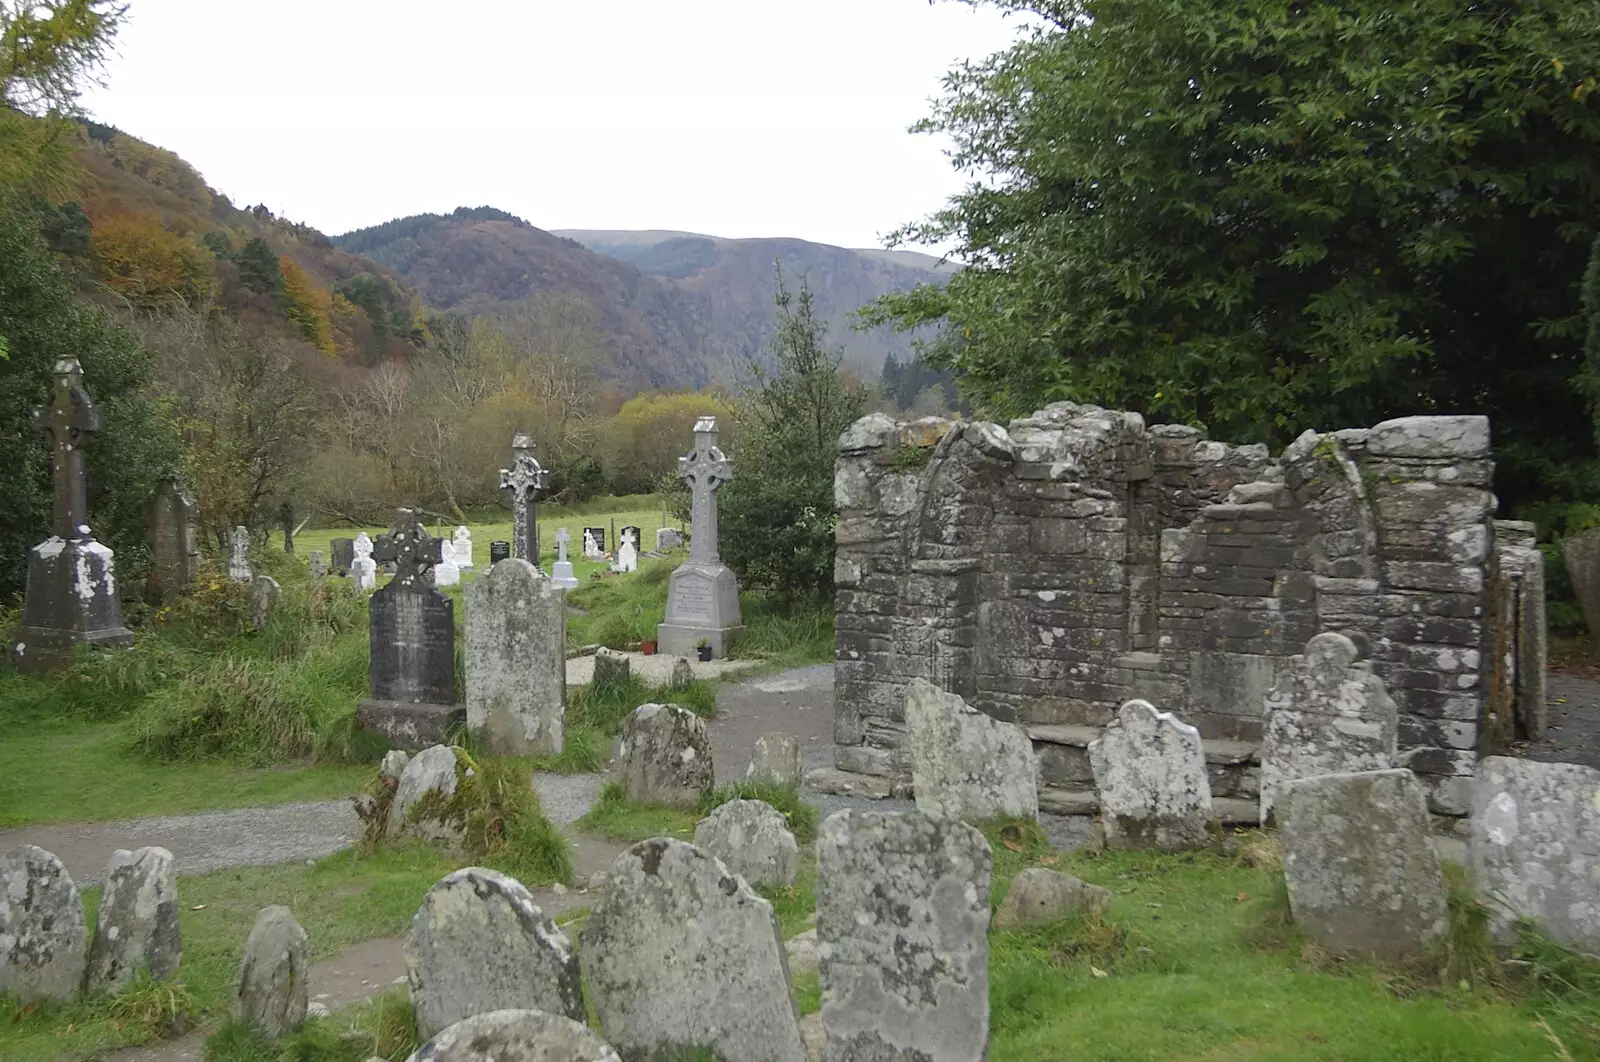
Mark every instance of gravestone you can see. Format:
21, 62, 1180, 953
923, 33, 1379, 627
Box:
9, 358, 133, 674
387, 744, 467, 843
308, 550, 327, 578
0, 845, 88, 1004
581, 838, 805, 1062
434, 540, 461, 588
356, 509, 463, 750
668, 657, 693, 688
354, 531, 374, 563
620, 703, 714, 808
551, 527, 580, 589
499, 432, 548, 566
489, 540, 511, 565
279, 503, 295, 554
583, 527, 606, 560
613, 527, 639, 574
593, 646, 631, 687
406, 867, 585, 1038
746, 732, 802, 786
330, 537, 355, 575
816, 809, 992, 1062
655, 527, 684, 551
352, 554, 378, 591
1562, 526, 1600, 642
229, 525, 253, 583
466, 559, 565, 757
1470, 756, 1600, 950
693, 799, 798, 887
404, 1009, 621, 1062
658, 417, 743, 657
1088, 700, 1213, 851
452, 526, 474, 569
146, 474, 200, 602
250, 576, 280, 631
993, 868, 1111, 930
1277, 768, 1447, 961
86, 846, 180, 996
1260, 632, 1399, 821
905, 678, 1039, 822
235, 905, 309, 1039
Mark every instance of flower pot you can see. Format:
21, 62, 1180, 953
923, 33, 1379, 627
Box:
641, 640, 657, 656
696, 645, 713, 662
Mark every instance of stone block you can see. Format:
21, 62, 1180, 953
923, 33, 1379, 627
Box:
388, 744, 467, 844
592, 647, 631, 687
357, 701, 466, 753
1277, 768, 1447, 961
746, 732, 802, 786
905, 679, 1039, 822
993, 868, 1111, 929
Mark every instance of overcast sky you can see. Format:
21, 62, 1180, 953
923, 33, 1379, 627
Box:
78, 0, 1022, 250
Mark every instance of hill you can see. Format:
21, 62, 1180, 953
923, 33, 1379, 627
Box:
334, 213, 945, 386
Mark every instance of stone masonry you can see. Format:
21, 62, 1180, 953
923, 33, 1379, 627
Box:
832, 405, 1544, 816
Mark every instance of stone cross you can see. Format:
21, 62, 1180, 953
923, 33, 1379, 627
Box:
556, 527, 571, 564
499, 432, 549, 566
678, 417, 734, 564
372, 508, 445, 590
36, 357, 101, 541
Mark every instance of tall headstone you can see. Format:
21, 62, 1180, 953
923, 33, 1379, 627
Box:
235, 905, 309, 1039
86, 846, 181, 996
0, 845, 88, 1004
613, 527, 639, 574
9, 357, 133, 673
452, 526, 475, 569
308, 550, 327, 578
250, 576, 280, 631
551, 527, 580, 589
499, 432, 548, 566
229, 525, 253, 583
466, 559, 566, 756
330, 537, 355, 575
817, 810, 992, 1062
279, 502, 295, 554
146, 474, 199, 603
1088, 700, 1213, 851
356, 509, 463, 750
658, 417, 742, 657
434, 540, 461, 588
1259, 632, 1398, 822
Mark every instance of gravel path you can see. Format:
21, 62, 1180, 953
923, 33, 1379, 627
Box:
566, 651, 760, 686
1529, 669, 1600, 769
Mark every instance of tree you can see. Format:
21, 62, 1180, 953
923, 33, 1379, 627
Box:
234, 236, 283, 298
720, 273, 866, 604
602, 391, 734, 495
90, 213, 215, 310
871, 0, 1600, 513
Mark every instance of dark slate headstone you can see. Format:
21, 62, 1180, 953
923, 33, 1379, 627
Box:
331, 538, 355, 576
584, 527, 607, 553
356, 508, 462, 750
489, 540, 512, 565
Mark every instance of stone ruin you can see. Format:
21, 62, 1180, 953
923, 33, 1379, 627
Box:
832, 403, 1546, 819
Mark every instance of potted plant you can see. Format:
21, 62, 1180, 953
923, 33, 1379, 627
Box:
695, 637, 713, 662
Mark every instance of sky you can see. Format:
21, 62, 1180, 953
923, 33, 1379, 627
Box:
78, 0, 1024, 250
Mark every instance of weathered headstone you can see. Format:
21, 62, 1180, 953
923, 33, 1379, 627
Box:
551, 527, 580, 590
330, 537, 355, 576
1088, 700, 1213, 851
9, 358, 133, 673
0, 845, 87, 1004
352, 554, 378, 591
1470, 756, 1600, 950
354, 531, 374, 562
1278, 768, 1447, 961
308, 550, 327, 578
86, 846, 180, 996
655, 527, 684, 551
582, 526, 606, 560
404, 1009, 621, 1062
582, 838, 805, 1062
659, 417, 743, 657
693, 799, 799, 887
452, 525, 474, 569
229, 525, 253, 583
387, 744, 467, 843
747, 732, 802, 786
613, 527, 639, 574
1562, 525, 1600, 643
1259, 632, 1399, 821
380, 748, 410, 783
500, 432, 548, 566
905, 678, 1039, 822
816, 810, 992, 1062
407, 867, 585, 1038
489, 540, 511, 565
146, 475, 200, 602
466, 559, 565, 757
250, 575, 280, 631
356, 509, 463, 750
668, 656, 694, 689
620, 703, 714, 808
993, 867, 1111, 929
433, 540, 461, 588
235, 905, 309, 1038
592, 646, 631, 687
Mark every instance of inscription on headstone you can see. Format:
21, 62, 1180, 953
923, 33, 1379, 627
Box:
490, 540, 511, 565
229, 526, 253, 583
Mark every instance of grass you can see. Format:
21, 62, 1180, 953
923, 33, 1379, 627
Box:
573, 780, 818, 851
204, 987, 419, 1061
0, 845, 461, 1062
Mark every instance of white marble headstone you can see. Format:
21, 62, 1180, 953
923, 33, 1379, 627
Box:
434, 540, 461, 587
615, 529, 639, 574
452, 526, 474, 569
552, 527, 579, 590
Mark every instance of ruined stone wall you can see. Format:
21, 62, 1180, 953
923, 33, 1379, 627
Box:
833, 404, 1545, 816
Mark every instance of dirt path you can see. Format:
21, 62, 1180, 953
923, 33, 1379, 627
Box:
1527, 669, 1600, 769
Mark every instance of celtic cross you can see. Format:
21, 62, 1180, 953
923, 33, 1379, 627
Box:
373, 507, 445, 589
499, 432, 549, 565
678, 416, 734, 564
36, 357, 102, 540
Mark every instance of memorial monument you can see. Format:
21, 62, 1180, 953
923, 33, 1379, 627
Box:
499, 432, 548, 567
657, 416, 742, 656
